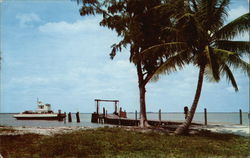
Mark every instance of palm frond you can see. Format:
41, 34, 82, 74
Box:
207, 0, 230, 31
213, 48, 237, 62
214, 48, 250, 77
221, 64, 239, 91
150, 50, 189, 82
139, 42, 188, 61
215, 13, 250, 40
204, 66, 218, 82
205, 46, 220, 81
227, 56, 250, 77
215, 40, 250, 54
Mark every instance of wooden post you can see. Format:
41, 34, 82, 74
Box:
58, 110, 62, 121
76, 112, 80, 123
159, 109, 161, 122
135, 110, 137, 120
204, 108, 207, 125
96, 100, 99, 114
115, 101, 117, 113
68, 112, 72, 122
135, 110, 138, 126
64, 112, 66, 124
103, 107, 105, 116
239, 109, 242, 125
106, 110, 107, 117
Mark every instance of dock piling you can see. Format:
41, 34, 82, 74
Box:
204, 108, 207, 125
135, 110, 138, 126
239, 109, 242, 125
63, 112, 66, 124
76, 112, 80, 123
135, 110, 137, 120
159, 109, 161, 123
68, 112, 72, 122
103, 107, 105, 116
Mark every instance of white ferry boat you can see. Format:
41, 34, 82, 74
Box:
13, 100, 66, 121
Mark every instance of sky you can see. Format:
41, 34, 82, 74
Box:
0, 0, 249, 113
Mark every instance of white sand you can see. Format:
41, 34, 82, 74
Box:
194, 123, 250, 136
0, 126, 93, 135
1, 123, 249, 136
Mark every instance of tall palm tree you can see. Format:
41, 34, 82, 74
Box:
141, 0, 249, 134
78, 0, 176, 127
174, 0, 250, 134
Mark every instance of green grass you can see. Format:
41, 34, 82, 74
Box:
0, 127, 249, 158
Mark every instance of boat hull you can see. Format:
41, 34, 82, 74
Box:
13, 114, 66, 121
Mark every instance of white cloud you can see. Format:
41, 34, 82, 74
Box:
16, 13, 41, 28
38, 18, 103, 34
10, 76, 50, 85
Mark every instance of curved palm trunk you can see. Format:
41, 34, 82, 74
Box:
175, 65, 205, 135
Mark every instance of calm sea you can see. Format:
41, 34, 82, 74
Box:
0, 113, 249, 127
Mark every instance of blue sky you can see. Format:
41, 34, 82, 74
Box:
0, 0, 249, 113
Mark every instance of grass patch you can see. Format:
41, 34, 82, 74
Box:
0, 127, 249, 158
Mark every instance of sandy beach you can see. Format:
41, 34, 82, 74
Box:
0, 126, 93, 136
1, 123, 249, 136
201, 123, 250, 137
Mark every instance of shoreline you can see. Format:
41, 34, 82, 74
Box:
199, 123, 250, 137
1, 122, 249, 137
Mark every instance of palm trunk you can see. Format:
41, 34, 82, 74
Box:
137, 63, 149, 128
175, 65, 205, 135
139, 84, 149, 127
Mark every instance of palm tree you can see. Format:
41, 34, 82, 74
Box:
174, 0, 250, 134
78, 0, 176, 127
141, 0, 249, 134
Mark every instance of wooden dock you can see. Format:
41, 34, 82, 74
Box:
91, 99, 202, 129
91, 113, 201, 129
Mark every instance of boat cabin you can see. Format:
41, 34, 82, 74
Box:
36, 101, 53, 113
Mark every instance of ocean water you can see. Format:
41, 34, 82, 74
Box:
0, 112, 249, 127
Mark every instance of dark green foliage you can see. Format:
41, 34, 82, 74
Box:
215, 40, 250, 54
144, 0, 250, 89
215, 13, 250, 40
0, 127, 249, 158
79, 0, 177, 81
78, 0, 183, 127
